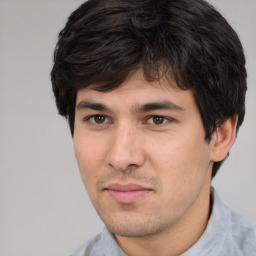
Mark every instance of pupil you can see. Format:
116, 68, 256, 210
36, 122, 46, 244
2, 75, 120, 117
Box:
95, 115, 105, 123
153, 116, 164, 124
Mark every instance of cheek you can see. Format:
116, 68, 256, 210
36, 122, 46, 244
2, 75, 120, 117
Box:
148, 134, 210, 188
150, 138, 211, 217
73, 135, 106, 188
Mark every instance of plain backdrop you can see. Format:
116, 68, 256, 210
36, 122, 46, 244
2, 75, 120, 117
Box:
0, 0, 255, 255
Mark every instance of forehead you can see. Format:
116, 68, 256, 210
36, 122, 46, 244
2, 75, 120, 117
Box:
76, 70, 196, 110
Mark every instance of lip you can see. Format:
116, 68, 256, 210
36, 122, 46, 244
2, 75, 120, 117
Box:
105, 183, 152, 204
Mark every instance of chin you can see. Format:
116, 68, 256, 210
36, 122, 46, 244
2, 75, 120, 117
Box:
103, 213, 166, 238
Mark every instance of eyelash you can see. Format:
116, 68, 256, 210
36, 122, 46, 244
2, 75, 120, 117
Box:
85, 115, 111, 125
145, 116, 172, 126
84, 115, 173, 127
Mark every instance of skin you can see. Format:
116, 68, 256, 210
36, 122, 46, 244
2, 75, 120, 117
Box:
73, 70, 237, 256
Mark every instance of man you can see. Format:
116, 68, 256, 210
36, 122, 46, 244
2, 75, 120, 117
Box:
51, 0, 256, 255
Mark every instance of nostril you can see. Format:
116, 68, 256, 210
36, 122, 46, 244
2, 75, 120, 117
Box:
127, 164, 138, 169
108, 163, 138, 172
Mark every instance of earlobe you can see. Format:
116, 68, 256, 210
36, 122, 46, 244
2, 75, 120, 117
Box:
210, 115, 238, 162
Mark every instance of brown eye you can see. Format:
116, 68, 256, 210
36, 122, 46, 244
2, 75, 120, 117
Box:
92, 115, 106, 124
152, 116, 165, 124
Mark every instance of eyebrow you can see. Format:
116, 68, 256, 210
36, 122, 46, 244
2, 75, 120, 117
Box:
76, 100, 184, 113
76, 101, 111, 112
132, 101, 184, 113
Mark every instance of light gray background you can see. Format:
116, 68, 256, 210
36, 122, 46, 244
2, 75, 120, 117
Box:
0, 0, 255, 255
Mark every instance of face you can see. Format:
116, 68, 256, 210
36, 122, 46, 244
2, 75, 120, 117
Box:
73, 71, 214, 238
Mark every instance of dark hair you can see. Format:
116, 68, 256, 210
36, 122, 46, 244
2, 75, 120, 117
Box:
51, 0, 247, 178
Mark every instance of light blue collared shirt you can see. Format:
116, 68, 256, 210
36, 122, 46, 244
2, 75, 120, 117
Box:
70, 188, 256, 256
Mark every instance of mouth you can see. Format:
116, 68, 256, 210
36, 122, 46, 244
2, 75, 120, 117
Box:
105, 183, 153, 204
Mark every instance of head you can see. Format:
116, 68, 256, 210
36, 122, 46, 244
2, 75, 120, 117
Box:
51, 0, 247, 243
51, 0, 246, 179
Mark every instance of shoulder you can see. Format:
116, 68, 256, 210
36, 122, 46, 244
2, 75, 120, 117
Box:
212, 188, 256, 255
69, 227, 127, 256
225, 205, 256, 255
69, 232, 104, 256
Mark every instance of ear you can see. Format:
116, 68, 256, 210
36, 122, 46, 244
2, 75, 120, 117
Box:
210, 115, 238, 162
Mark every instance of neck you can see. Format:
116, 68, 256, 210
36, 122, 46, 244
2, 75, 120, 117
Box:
115, 185, 212, 256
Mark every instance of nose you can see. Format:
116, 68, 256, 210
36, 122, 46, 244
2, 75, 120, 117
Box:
106, 125, 146, 171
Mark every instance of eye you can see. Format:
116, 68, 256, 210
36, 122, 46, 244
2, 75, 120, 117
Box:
146, 116, 169, 125
87, 115, 108, 124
